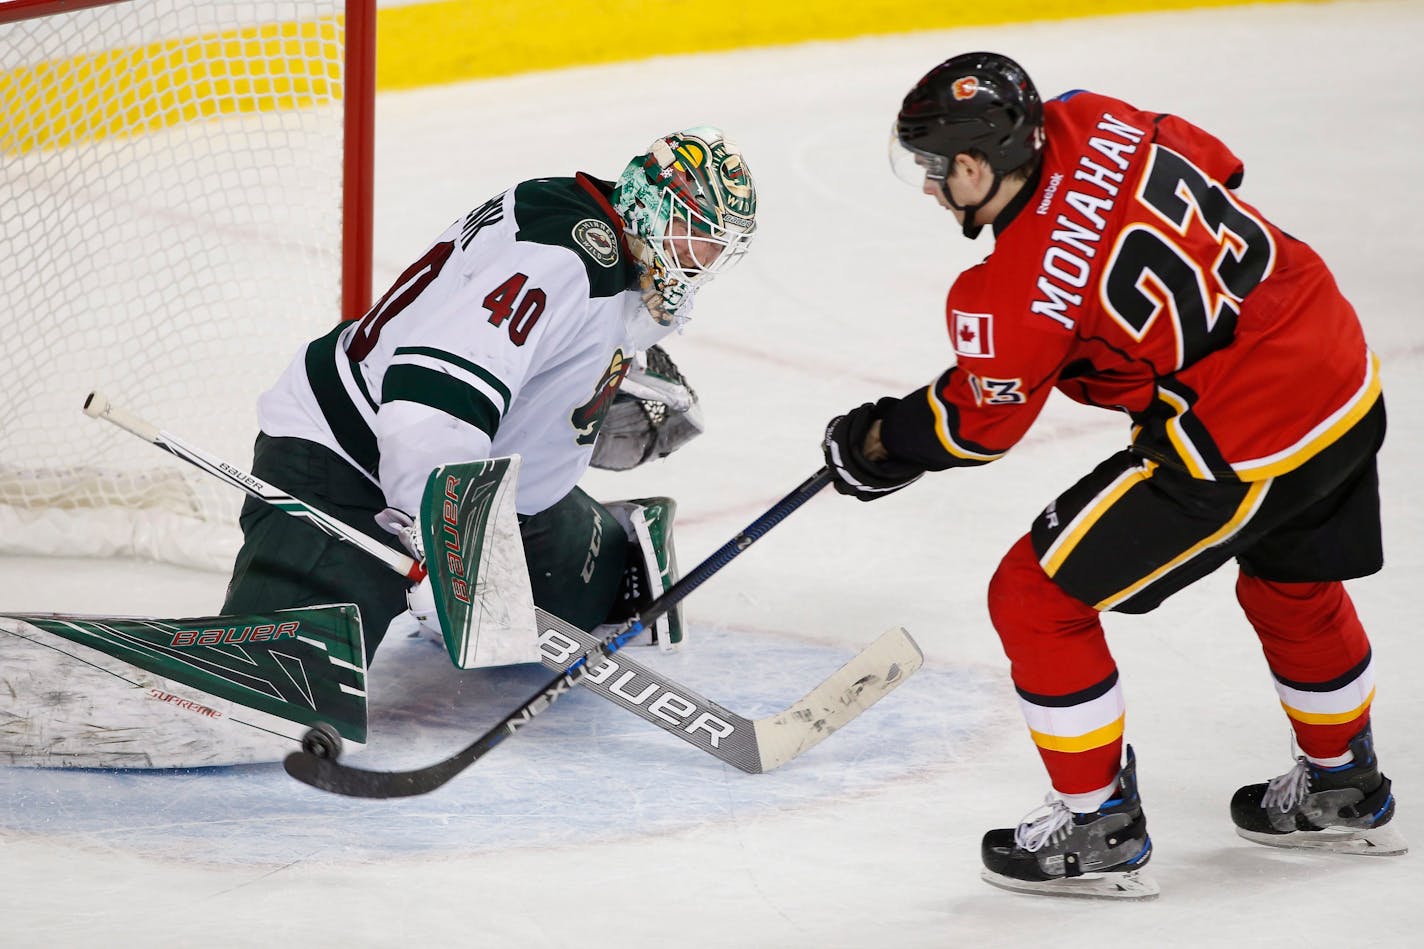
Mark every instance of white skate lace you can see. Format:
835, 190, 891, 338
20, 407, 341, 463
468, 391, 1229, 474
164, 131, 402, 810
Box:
1261, 756, 1311, 813
1013, 795, 1075, 852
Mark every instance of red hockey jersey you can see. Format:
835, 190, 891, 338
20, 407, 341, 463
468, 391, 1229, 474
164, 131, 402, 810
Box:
880, 90, 1380, 482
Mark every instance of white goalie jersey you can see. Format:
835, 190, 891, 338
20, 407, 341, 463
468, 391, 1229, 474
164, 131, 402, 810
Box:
258, 174, 668, 516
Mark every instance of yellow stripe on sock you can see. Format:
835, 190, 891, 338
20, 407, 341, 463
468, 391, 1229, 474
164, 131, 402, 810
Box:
1028, 715, 1124, 754
1281, 687, 1375, 726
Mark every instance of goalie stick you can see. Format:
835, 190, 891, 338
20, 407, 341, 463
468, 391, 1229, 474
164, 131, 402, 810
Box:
80, 393, 424, 584
84, 391, 923, 794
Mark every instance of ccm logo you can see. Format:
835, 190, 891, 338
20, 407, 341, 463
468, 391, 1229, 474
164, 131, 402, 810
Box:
539, 628, 735, 747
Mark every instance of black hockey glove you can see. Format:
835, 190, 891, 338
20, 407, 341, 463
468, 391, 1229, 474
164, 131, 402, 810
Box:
822, 399, 926, 502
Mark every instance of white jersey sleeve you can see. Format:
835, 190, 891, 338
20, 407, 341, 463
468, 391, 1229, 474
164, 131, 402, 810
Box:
257, 175, 653, 517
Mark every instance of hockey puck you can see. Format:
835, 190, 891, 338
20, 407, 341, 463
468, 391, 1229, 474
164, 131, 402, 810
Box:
300, 722, 343, 760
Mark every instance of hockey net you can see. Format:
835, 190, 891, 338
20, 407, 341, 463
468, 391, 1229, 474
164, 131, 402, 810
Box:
0, 0, 373, 571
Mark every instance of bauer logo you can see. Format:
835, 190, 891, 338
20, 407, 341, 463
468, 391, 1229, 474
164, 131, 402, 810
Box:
572, 218, 619, 268
538, 627, 737, 748
169, 621, 299, 647
440, 474, 474, 605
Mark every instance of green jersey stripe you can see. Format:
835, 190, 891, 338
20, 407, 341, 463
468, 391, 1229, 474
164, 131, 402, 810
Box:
348, 345, 379, 411
305, 324, 380, 476
393, 345, 513, 412
383, 363, 502, 437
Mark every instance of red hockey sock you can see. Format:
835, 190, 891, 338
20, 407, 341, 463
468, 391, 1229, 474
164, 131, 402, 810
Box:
990, 534, 1123, 798
1235, 573, 1373, 760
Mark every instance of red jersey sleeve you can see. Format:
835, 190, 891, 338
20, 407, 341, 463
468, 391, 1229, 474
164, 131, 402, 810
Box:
879, 263, 1074, 470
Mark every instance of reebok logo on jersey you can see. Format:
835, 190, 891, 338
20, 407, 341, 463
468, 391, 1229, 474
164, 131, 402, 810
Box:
953, 309, 995, 358
573, 219, 619, 268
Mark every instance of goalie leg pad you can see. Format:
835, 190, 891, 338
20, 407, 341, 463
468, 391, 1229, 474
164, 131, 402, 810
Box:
605, 497, 683, 650
418, 457, 538, 669
0, 605, 368, 768
223, 435, 410, 663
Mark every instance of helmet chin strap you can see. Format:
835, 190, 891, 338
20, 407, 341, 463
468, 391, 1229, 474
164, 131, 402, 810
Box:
937, 172, 1003, 240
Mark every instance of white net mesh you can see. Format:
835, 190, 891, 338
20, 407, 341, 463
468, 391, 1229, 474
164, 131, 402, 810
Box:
0, 0, 363, 570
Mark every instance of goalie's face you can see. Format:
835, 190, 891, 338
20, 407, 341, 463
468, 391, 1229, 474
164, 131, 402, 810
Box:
664, 213, 730, 275
638, 174, 754, 325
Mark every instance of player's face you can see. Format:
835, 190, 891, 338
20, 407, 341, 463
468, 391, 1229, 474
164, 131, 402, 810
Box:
923, 175, 956, 211
664, 214, 724, 274
924, 154, 990, 221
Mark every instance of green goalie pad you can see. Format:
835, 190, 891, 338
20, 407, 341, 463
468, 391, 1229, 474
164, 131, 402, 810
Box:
606, 496, 683, 648
0, 604, 367, 769
419, 454, 538, 668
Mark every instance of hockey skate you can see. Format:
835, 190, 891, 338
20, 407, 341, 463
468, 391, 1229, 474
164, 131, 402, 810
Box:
1231, 725, 1407, 856
981, 745, 1158, 900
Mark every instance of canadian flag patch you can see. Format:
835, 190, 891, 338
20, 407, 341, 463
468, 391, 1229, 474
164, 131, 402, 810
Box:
953, 310, 994, 358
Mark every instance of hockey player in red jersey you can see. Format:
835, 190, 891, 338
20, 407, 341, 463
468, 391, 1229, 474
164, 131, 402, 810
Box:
821, 52, 1404, 899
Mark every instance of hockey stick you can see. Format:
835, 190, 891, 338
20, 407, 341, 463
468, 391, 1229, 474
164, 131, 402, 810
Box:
84, 392, 922, 794
81, 392, 425, 584
285, 469, 903, 797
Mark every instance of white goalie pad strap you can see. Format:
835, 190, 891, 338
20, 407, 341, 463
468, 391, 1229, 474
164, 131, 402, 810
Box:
374, 506, 423, 559
631, 507, 671, 645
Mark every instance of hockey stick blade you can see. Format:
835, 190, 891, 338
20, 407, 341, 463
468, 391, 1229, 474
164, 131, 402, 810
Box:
284, 661, 587, 798
532, 608, 922, 773
282, 624, 922, 797
752, 626, 923, 771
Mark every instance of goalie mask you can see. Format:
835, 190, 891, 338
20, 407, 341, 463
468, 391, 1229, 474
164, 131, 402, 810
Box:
612, 126, 757, 329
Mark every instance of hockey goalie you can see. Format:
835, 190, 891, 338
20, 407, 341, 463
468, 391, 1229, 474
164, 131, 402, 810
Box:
1, 126, 750, 769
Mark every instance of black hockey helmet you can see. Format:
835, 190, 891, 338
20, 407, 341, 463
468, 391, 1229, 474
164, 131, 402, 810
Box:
891, 51, 1044, 183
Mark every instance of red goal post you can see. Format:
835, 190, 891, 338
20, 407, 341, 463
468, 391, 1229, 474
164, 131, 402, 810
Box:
0, 0, 375, 568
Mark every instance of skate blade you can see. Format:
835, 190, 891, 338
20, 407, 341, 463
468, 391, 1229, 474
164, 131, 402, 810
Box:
979, 867, 1160, 901
1236, 823, 1408, 856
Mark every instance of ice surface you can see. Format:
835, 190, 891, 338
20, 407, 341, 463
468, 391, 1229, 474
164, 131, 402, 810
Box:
3, 3, 1422, 946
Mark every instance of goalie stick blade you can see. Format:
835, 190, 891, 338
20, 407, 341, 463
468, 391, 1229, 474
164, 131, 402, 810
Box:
283, 747, 472, 799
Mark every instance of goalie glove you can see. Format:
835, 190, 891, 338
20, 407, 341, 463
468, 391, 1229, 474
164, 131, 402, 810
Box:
591, 345, 705, 471
375, 507, 439, 636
